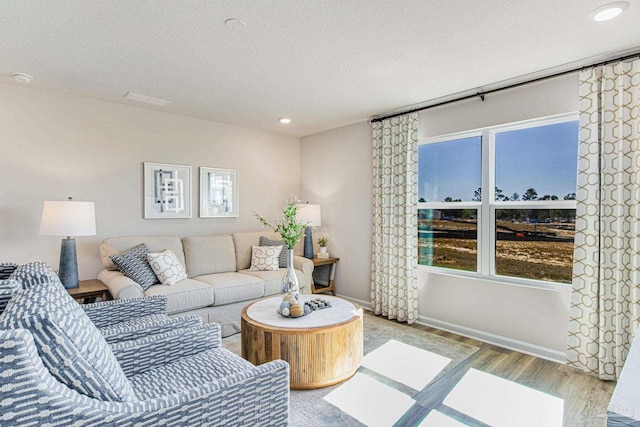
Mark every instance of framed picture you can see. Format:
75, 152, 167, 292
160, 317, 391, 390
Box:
200, 167, 239, 217
143, 162, 192, 219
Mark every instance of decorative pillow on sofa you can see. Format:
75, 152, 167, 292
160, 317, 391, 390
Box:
259, 236, 287, 268
110, 243, 159, 291
147, 250, 188, 286
249, 245, 282, 271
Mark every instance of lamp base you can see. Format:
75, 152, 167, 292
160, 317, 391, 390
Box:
303, 227, 314, 259
59, 238, 79, 289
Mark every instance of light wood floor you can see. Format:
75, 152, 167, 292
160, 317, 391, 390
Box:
394, 320, 616, 427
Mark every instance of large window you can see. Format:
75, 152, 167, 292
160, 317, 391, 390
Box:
418, 114, 578, 286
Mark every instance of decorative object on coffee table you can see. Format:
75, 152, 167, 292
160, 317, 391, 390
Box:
277, 298, 332, 318
39, 197, 96, 289
255, 196, 308, 302
296, 203, 321, 259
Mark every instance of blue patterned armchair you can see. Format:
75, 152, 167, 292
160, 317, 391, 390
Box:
0, 263, 290, 426
2, 262, 201, 343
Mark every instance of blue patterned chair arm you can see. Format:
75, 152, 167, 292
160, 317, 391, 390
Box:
0, 329, 290, 426
82, 295, 168, 328
0, 279, 20, 313
100, 314, 203, 344
111, 323, 222, 376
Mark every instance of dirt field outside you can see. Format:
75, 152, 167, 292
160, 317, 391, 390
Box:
419, 218, 575, 283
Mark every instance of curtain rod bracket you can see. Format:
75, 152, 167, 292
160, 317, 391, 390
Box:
477, 92, 485, 102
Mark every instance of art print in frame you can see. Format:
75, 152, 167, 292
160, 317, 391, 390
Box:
200, 167, 239, 218
144, 162, 192, 219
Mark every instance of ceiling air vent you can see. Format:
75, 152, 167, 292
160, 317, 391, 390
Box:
124, 92, 171, 107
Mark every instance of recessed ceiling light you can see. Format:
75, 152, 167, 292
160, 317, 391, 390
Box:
225, 18, 246, 30
590, 1, 629, 21
11, 72, 33, 83
279, 118, 291, 124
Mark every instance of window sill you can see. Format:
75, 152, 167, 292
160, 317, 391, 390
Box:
417, 264, 571, 292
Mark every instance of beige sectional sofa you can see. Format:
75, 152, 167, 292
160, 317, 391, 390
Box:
98, 231, 313, 336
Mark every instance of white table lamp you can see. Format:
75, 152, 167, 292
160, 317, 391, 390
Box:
40, 197, 96, 289
297, 204, 321, 259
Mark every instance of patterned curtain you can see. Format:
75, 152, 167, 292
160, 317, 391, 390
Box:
567, 59, 640, 380
371, 113, 419, 324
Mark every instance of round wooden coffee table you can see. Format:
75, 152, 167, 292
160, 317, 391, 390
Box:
241, 295, 363, 389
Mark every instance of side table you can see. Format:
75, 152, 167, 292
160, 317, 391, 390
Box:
311, 256, 339, 295
67, 279, 112, 304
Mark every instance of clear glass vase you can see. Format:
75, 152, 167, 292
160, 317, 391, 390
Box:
282, 248, 300, 300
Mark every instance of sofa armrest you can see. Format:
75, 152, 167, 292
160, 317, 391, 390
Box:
82, 296, 168, 328
98, 269, 145, 300
101, 315, 203, 345
293, 255, 314, 293
111, 323, 222, 376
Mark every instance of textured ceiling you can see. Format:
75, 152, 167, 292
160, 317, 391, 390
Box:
1, 0, 639, 137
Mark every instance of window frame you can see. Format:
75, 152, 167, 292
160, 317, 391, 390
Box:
418, 112, 578, 290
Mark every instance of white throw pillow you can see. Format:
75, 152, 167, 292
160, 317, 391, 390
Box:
147, 250, 188, 286
249, 245, 282, 271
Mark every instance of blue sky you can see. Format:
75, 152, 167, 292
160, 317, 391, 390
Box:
418, 120, 578, 202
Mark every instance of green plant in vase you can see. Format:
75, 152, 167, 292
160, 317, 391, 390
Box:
254, 196, 308, 303
317, 236, 329, 256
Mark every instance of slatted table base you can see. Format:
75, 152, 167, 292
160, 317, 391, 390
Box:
241, 304, 363, 389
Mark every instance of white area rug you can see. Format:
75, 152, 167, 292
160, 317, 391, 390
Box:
223, 311, 478, 427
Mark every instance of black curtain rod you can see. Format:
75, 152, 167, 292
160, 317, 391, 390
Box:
371, 50, 640, 123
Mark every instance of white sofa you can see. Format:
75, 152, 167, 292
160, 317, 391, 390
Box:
98, 231, 313, 336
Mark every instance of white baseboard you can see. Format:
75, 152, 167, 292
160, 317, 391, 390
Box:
417, 315, 567, 365
335, 295, 565, 364
336, 294, 372, 311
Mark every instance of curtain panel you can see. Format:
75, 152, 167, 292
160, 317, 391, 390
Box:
567, 59, 640, 380
371, 113, 419, 324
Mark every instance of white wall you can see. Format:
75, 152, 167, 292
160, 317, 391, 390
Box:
301, 73, 579, 361
0, 84, 300, 279
300, 122, 373, 303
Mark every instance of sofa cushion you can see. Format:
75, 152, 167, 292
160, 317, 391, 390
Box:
182, 235, 236, 277
147, 249, 188, 286
233, 230, 283, 271
129, 347, 254, 399
241, 268, 305, 296
259, 236, 288, 267
195, 272, 264, 305
249, 245, 282, 271
110, 243, 159, 291
0, 281, 137, 402
144, 278, 215, 314
101, 236, 185, 271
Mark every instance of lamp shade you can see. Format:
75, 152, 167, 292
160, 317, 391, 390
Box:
40, 200, 96, 237
297, 204, 321, 227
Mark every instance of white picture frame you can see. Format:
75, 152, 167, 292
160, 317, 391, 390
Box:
200, 167, 239, 218
143, 162, 192, 219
